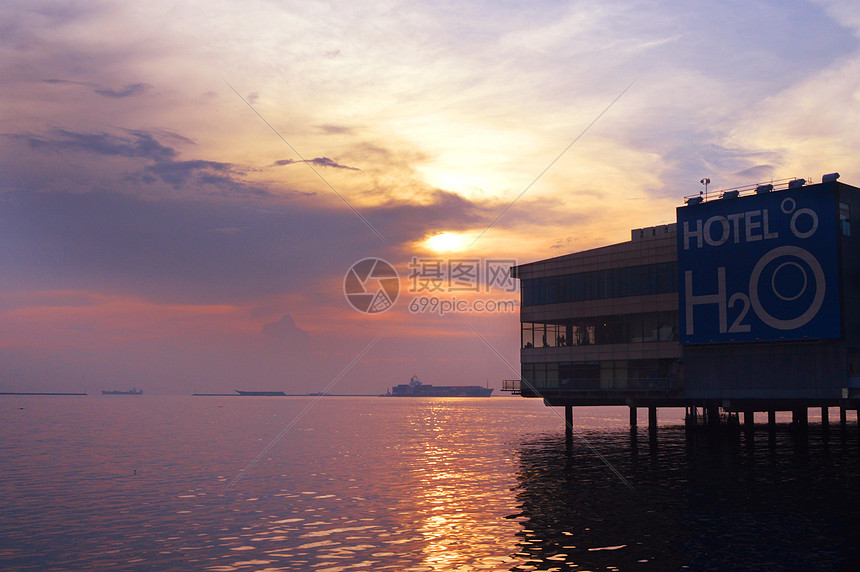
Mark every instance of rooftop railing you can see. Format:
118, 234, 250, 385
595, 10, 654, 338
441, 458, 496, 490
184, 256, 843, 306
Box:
682, 177, 806, 205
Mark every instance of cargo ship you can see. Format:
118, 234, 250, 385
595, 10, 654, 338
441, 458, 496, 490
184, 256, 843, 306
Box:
388, 376, 493, 397
234, 390, 286, 396
102, 388, 143, 395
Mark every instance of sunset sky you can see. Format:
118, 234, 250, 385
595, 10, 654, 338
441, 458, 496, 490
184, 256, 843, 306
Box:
2, 0, 860, 394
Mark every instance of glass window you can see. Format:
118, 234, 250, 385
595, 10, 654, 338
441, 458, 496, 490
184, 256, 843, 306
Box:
546, 363, 559, 388
521, 322, 536, 348
533, 363, 546, 387
520, 262, 678, 306
521, 363, 534, 386
840, 202, 851, 236
521, 281, 532, 306
628, 265, 642, 296
643, 313, 660, 342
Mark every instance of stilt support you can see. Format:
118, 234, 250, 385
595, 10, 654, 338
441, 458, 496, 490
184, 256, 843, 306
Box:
707, 405, 719, 429
629, 406, 637, 429
564, 405, 573, 443
648, 406, 658, 434
744, 410, 754, 433
793, 407, 808, 429
685, 406, 697, 430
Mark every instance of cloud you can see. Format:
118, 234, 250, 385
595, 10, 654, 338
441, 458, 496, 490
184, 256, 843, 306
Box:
143, 159, 236, 186
42, 78, 98, 88
43, 79, 152, 98
261, 314, 310, 345
93, 82, 152, 98
272, 157, 360, 170
318, 125, 354, 135
6, 128, 177, 162
2, 127, 272, 196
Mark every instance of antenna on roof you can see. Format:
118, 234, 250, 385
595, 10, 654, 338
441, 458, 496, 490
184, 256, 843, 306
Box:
700, 178, 710, 201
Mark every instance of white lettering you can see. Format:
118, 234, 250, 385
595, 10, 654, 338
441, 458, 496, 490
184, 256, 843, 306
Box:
790, 208, 818, 239
745, 210, 762, 242
704, 216, 730, 247
684, 268, 727, 335
685, 208, 781, 249
683, 220, 703, 250
728, 213, 744, 243
762, 209, 778, 240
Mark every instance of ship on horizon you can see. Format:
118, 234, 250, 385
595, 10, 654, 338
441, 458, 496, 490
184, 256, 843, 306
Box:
101, 388, 143, 395
387, 376, 493, 397
234, 390, 286, 396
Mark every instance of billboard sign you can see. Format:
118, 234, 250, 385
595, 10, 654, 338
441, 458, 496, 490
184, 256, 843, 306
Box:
677, 184, 841, 344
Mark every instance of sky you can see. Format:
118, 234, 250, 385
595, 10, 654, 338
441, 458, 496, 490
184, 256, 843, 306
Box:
2, 0, 860, 394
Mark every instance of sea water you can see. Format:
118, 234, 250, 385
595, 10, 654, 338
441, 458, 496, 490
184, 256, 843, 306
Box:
1, 396, 859, 570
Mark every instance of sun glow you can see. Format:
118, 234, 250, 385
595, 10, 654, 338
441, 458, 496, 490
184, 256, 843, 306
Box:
423, 232, 473, 253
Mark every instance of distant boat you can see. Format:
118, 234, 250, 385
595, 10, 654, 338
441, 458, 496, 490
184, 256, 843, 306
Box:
102, 388, 143, 395
234, 390, 286, 396
387, 376, 493, 397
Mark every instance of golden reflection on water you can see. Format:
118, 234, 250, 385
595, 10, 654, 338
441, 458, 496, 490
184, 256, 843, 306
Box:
408, 401, 521, 571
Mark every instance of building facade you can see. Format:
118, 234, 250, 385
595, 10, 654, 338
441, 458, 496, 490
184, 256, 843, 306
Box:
509, 176, 860, 418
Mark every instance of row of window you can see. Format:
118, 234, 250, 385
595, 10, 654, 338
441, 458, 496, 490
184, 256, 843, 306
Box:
522, 311, 678, 348
521, 358, 679, 391
520, 262, 677, 306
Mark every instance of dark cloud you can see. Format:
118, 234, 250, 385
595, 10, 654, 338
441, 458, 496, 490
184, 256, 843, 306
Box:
318, 125, 354, 135
42, 79, 152, 98
261, 314, 310, 344
42, 78, 97, 88
0, 127, 557, 307
3, 128, 270, 196
94, 82, 151, 98
0, 181, 526, 305
143, 159, 235, 186
6, 129, 177, 161
137, 161, 270, 197
272, 157, 360, 170
732, 164, 775, 182
0, 189, 379, 304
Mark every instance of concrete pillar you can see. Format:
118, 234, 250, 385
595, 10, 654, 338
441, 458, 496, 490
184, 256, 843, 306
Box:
648, 406, 658, 434
565, 405, 573, 443
629, 406, 637, 429
744, 410, 755, 433
707, 405, 719, 429
685, 406, 697, 430
793, 407, 808, 429
821, 407, 829, 429
768, 410, 776, 428
840, 407, 847, 427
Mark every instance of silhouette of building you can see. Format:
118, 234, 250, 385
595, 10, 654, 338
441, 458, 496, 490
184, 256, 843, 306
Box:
506, 175, 860, 431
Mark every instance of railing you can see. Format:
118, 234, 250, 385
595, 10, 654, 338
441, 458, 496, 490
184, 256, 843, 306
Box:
682, 177, 804, 205
503, 377, 680, 395
501, 379, 522, 394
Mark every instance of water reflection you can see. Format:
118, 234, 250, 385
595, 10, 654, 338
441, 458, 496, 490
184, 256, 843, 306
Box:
511, 425, 860, 571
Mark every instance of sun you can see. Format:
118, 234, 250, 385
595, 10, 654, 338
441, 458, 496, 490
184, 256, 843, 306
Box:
423, 232, 472, 253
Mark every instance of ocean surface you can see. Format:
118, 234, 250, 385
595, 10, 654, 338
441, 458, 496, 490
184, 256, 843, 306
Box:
2, 395, 860, 571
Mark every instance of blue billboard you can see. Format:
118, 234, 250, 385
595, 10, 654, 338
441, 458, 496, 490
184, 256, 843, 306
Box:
677, 184, 841, 344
